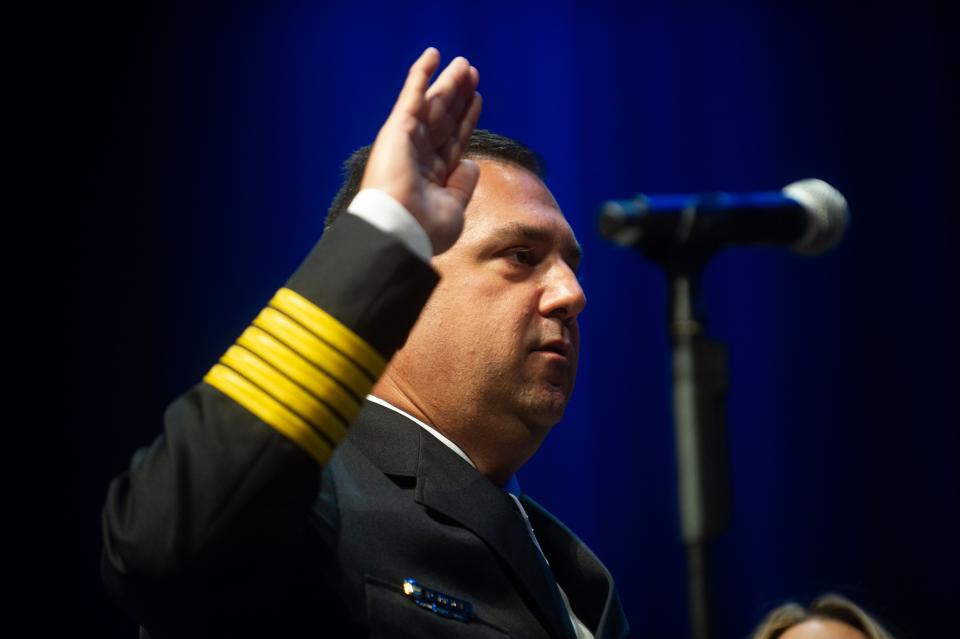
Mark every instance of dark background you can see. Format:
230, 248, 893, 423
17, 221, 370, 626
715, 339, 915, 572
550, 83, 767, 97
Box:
46, 1, 956, 637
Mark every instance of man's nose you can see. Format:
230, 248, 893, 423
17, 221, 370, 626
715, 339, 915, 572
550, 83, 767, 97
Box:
540, 260, 587, 320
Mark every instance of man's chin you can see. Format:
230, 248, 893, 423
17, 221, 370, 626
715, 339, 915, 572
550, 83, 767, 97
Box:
516, 383, 571, 431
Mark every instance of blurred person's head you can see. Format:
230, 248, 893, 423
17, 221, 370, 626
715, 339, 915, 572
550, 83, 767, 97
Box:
751, 594, 894, 639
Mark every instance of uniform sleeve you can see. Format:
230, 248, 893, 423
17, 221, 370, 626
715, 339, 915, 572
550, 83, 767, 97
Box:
100, 214, 438, 633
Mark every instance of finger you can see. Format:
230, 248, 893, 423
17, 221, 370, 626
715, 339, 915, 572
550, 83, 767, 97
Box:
393, 47, 441, 118
424, 57, 474, 116
426, 99, 466, 149
454, 91, 482, 160
437, 91, 482, 172
444, 158, 481, 208
423, 58, 474, 145
424, 55, 472, 103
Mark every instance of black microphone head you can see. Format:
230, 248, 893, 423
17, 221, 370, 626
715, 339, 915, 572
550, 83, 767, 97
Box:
597, 197, 649, 247
781, 179, 849, 254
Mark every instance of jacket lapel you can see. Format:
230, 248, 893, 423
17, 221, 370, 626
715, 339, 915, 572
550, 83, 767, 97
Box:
348, 401, 577, 639
521, 496, 629, 639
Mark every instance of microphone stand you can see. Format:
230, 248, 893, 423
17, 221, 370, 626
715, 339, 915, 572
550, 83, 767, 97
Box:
653, 248, 732, 639
598, 183, 847, 637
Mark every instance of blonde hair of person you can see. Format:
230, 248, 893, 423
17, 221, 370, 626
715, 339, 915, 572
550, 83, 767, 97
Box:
751, 593, 895, 639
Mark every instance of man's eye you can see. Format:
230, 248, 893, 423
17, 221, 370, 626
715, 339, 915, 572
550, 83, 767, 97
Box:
506, 249, 536, 266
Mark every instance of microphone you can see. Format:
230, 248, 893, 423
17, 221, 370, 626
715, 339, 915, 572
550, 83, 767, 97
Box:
598, 179, 849, 255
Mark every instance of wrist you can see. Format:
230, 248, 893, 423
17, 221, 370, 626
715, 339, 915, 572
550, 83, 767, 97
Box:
347, 189, 432, 261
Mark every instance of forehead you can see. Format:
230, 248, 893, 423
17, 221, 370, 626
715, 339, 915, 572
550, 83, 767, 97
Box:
460, 159, 577, 246
780, 619, 868, 639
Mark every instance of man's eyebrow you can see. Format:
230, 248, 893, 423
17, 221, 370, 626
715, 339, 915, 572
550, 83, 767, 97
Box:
488, 222, 583, 265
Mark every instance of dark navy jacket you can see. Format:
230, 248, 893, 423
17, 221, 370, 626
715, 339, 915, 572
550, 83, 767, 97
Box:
101, 215, 627, 638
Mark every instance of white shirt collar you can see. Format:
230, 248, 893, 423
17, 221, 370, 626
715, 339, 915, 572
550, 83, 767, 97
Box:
365, 395, 477, 469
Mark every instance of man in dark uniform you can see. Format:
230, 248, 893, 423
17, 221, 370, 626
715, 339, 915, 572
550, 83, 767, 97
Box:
102, 48, 628, 638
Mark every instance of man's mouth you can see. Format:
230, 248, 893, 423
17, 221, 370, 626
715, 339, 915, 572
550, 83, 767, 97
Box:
535, 340, 571, 358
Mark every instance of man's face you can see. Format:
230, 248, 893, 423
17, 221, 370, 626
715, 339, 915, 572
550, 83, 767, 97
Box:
392, 159, 586, 436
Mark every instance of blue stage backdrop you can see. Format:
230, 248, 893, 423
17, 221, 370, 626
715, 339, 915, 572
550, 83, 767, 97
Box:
49, 1, 956, 637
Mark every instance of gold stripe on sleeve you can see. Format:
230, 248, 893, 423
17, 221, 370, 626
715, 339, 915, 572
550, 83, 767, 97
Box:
254, 307, 372, 399
270, 288, 386, 379
237, 326, 360, 424
220, 346, 348, 446
204, 364, 332, 464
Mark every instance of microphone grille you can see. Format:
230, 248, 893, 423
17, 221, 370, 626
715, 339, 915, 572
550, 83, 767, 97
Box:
782, 179, 849, 254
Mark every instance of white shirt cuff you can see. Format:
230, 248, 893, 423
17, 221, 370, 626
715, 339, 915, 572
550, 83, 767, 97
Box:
346, 189, 432, 262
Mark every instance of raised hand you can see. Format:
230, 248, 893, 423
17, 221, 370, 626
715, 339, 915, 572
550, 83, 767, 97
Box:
360, 48, 482, 254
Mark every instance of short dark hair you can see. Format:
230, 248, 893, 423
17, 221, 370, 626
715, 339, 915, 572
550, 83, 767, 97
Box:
324, 129, 545, 228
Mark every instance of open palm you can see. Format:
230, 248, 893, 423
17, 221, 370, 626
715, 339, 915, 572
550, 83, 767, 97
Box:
360, 48, 482, 254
